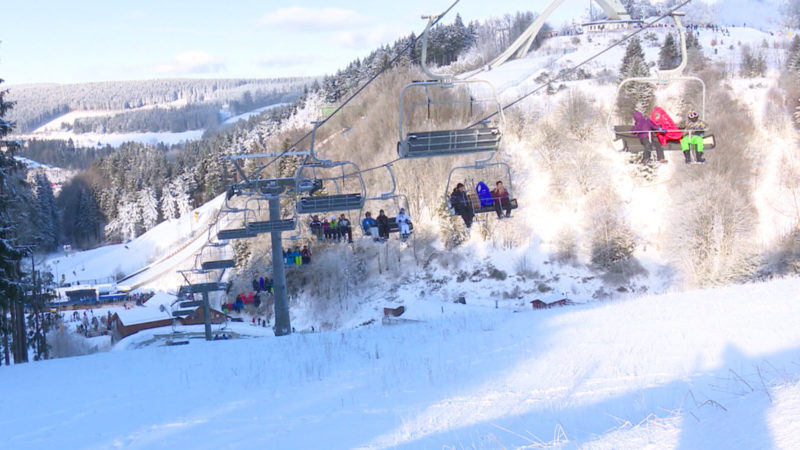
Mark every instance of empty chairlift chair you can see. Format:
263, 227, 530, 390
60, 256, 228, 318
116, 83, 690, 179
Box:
295, 161, 366, 215
396, 14, 504, 159
397, 81, 503, 159
199, 242, 235, 270
217, 192, 297, 240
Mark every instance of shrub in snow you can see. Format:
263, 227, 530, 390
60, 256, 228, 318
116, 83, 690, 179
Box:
557, 88, 599, 143
740, 44, 767, 78
585, 186, 638, 274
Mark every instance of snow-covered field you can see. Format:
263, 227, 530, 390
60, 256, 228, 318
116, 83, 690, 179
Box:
1, 275, 799, 449
15, 101, 287, 148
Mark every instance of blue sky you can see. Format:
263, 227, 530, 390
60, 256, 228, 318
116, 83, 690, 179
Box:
0, 0, 593, 85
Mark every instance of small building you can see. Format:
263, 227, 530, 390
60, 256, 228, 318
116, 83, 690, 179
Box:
108, 306, 227, 341
581, 19, 643, 33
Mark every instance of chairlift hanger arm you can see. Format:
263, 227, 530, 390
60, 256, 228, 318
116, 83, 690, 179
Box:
466, 0, 692, 131
248, 0, 461, 182
485, 0, 630, 70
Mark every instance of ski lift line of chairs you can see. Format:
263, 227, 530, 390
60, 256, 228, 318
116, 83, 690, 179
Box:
295, 160, 366, 215
445, 161, 519, 216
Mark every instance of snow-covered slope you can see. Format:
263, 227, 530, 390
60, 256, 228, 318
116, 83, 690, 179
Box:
2, 277, 799, 448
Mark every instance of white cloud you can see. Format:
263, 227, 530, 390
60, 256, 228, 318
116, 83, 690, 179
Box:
125, 10, 146, 20
156, 51, 225, 75
332, 25, 407, 49
259, 7, 368, 30
255, 54, 318, 68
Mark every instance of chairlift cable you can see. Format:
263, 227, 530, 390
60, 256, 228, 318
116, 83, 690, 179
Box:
250, 0, 461, 178
465, 0, 693, 129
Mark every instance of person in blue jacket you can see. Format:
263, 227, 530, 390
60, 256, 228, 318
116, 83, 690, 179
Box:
362, 211, 378, 238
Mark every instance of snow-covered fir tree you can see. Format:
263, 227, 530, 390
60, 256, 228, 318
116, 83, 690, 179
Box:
138, 187, 159, 232
659, 33, 679, 70
0, 76, 28, 365
104, 194, 140, 242
617, 37, 654, 120
173, 176, 194, 218
31, 173, 58, 251
160, 185, 178, 221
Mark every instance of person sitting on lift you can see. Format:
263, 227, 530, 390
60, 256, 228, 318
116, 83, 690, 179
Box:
309, 215, 323, 241
376, 210, 390, 241
630, 111, 666, 164
450, 183, 474, 229
338, 214, 353, 243
362, 211, 378, 238
491, 181, 512, 219
396, 208, 412, 241
680, 110, 707, 164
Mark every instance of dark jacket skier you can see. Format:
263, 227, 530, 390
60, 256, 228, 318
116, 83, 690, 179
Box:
376, 210, 390, 239
450, 183, 474, 228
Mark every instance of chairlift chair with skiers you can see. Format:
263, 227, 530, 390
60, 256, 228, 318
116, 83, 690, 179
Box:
609, 12, 716, 155
444, 161, 518, 216
361, 164, 414, 240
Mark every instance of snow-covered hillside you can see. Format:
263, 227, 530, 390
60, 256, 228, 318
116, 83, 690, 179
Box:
5, 9, 800, 449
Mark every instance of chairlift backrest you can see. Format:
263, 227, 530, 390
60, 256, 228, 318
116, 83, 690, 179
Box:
608, 12, 706, 136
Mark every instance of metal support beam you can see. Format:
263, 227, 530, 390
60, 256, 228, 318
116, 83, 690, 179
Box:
270, 196, 291, 336
202, 291, 211, 341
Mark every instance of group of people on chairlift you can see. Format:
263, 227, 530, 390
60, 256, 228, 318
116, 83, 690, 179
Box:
450, 180, 513, 229
631, 108, 708, 164
309, 214, 353, 243
361, 208, 412, 242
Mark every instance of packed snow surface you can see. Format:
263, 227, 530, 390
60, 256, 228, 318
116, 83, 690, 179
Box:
2, 277, 800, 448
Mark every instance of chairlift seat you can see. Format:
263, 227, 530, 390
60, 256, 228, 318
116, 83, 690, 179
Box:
469, 195, 518, 215
297, 193, 364, 214
449, 195, 519, 216
172, 309, 196, 317
179, 282, 228, 295
201, 259, 236, 270
179, 300, 204, 308
398, 127, 501, 158
387, 218, 414, 233
297, 178, 323, 194
613, 126, 716, 152
246, 219, 297, 234
217, 228, 257, 240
